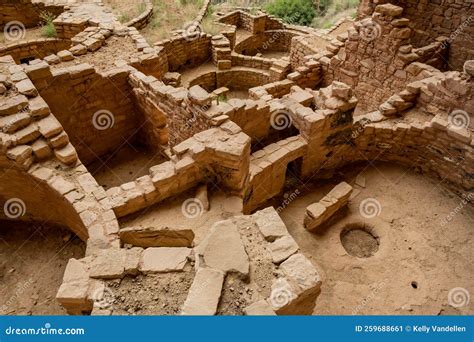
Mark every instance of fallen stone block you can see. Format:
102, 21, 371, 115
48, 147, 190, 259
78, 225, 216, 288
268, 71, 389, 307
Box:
181, 268, 224, 315
139, 247, 191, 273
304, 181, 353, 231
244, 299, 276, 315
196, 220, 249, 277
119, 225, 194, 248
252, 207, 289, 241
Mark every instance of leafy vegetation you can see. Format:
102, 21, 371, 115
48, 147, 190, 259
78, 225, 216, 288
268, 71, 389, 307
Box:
40, 11, 57, 38
265, 0, 316, 26
264, 0, 359, 27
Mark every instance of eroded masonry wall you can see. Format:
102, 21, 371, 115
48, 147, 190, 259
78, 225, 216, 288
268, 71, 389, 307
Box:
0, 1, 65, 29
25, 62, 141, 164
0, 165, 87, 240
358, 0, 474, 71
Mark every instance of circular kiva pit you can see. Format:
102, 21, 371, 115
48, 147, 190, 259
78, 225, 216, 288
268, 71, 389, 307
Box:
340, 223, 379, 258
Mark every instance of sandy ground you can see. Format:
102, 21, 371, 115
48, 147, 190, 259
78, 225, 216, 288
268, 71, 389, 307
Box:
0, 221, 85, 315
0, 27, 43, 46
120, 188, 243, 245
88, 144, 167, 190
51, 35, 137, 72
273, 162, 473, 315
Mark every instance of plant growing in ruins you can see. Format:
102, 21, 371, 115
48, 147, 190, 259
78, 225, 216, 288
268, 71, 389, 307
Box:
40, 11, 57, 38
265, 0, 316, 26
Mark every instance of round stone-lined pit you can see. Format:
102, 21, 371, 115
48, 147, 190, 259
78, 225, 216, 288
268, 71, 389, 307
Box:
340, 223, 379, 258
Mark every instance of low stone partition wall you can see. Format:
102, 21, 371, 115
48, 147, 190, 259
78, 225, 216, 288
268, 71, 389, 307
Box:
304, 181, 353, 231
234, 30, 298, 56
244, 136, 308, 211
0, 38, 71, 64
105, 125, 251, 218
290, 35, 330, 69
156, 34, 212, 72
124, 0, 154, 30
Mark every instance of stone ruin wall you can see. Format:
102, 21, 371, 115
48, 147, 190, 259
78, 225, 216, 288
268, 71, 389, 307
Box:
321, 4, 448, 113
26, 61, 142, 165
0, 0, 473, 316
0, 0, 65, 29
0, 39, 72, 64
358, 0, 474, 71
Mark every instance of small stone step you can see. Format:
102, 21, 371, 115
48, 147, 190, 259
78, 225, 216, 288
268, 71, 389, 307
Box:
0, 95, 28, 116
0, 113, 31, 133
54, 143, 78, 165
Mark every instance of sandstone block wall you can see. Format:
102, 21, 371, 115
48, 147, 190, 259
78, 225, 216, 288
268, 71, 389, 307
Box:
358, 0, 474, 71
25, 62, 141, 164
0, 38, 72, 64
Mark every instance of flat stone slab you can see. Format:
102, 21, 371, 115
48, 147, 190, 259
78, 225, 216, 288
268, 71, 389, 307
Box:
269, 235, 299, 264
244, 299, 276, 315
139, 247, 191, 274
181, 268, 224, 315
253, 207, 289, 241
120, 226, 194, 248
197, 220, 249, 277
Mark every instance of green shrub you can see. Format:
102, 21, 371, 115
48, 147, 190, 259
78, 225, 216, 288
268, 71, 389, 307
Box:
40, 11, 57, 38
265, 0, 316, 26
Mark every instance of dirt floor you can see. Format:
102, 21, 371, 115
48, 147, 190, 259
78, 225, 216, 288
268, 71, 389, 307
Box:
0, 221, 85, 315
50, 35, 137, 73
103, 0, 147, 23
0, 27, 43, 46
106, 265, 195, 315
120, 188, 243, 245
140, 0, 204, 44
272, 162, 473, 315
88, 144, 167, 190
